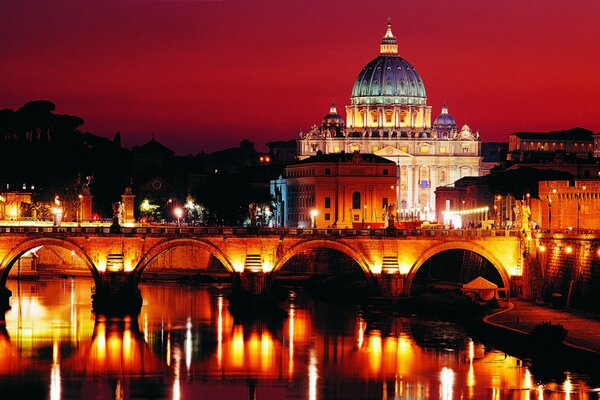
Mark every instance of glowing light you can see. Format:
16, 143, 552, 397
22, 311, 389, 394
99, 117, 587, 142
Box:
308, 349, 318, 400
537, 384, 545, 400
565, 246, 573, 254
50, 340, 61, 400
262, 260, 273, 273
217, 295, 223, 368
524, 368, 533, 390
288, 303, 295, 377
440, 367, 454, 400
539, 245, 546, 252
310, 209, 319, 217
371, 263, 382, 274
399, 263, 411, 275
232, 260, 244, 273
509, 266, 522, 277
174, 207, 183, 219
357, 317, 365, 349
185, 318, 192, 371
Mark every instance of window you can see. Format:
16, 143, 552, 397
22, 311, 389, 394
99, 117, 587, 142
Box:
325, 213, 331, 221
372, 146, 379, 153
325, 168, 331, 175
324, 197, 331, 209
420, 146, 429, 153
334, 146, 340, 152
401, 146, 408, 152
352, 191, 361, 209
353, 214, 360, 221
440, 147, 446, 153
463, 147, 469, 153
383, 168, 389, 175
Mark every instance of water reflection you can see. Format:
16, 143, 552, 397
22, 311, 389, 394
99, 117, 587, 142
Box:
0, 278, 598, 399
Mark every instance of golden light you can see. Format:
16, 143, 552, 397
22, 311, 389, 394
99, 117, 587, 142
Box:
496, 195, 502, 200
509, 266, 522, 277
440, 367, 455, 400
539, 245, 546, 252
565, 246, 573, 254
140, 199, 150, 212
399, 263, 411, 275
597, 248, 600, 257
97, 255, 107, 272
370, 263, 382, 274
310, 208, 318, 218
174, 207, 183, 219
262, 260, 273, 273
232, 260, 244, 273
552, 188, 557, 194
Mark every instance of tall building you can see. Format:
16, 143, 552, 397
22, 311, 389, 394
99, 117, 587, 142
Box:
298, 20, 481, 220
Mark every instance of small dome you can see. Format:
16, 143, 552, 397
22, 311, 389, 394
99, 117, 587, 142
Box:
433, 104, 457, 130
322, 102, 344, 128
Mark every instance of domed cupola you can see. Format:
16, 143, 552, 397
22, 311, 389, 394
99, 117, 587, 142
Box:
433, 104, 457, 131
350, 19, 427, 107
322, 102, 345, 128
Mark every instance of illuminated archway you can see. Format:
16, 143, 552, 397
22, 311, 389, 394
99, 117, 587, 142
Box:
273, 239, 373, 280
0, 237, 98, 285
405, 241, 510, 296
133, 238, 234, 281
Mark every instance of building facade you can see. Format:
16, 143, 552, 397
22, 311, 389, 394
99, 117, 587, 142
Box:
298, 21, 481, 220
272, 153, 397, 228
508, 127, 595, 160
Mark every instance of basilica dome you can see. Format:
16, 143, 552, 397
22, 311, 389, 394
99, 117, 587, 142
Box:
322, 102, 344, 128
350, 21, 426, 106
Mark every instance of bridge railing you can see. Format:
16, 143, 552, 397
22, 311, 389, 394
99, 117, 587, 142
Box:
0, 225, 520, 239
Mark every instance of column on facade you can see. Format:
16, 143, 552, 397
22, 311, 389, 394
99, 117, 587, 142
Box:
365, 106, 370, 128
378, 107, 383, 128
429, 165, 437, 213
410, 165, 417, 208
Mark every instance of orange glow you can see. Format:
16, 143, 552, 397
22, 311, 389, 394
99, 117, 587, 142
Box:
565, 246, 573, 254
368, 330, 382, 375
539, 245, 546, 252
231, 325, 244, 368
398, 263, 411, 275
370, 263, 382, 274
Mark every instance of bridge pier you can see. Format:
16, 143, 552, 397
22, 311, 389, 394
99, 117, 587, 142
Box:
376, 274, 404, 298
91, 272, 142, 316
0, 286, 11, 312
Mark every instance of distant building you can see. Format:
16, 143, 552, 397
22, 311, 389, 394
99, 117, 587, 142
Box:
508, 127, 594, 160
272, 152, 397, 228
297, 20, 482, 220
266, 140, 297, 164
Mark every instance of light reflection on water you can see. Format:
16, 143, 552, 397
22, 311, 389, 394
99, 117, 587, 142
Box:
0, 278, 598, 400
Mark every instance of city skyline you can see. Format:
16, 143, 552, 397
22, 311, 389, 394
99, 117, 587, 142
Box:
1, 0, 599, 154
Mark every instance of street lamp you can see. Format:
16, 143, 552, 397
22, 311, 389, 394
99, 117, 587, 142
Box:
174, 207, 183, 226
362, 204, 367, 228
310, 208, 318, 228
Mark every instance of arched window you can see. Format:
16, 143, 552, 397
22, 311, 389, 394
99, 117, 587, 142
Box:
352, 191, 361, 209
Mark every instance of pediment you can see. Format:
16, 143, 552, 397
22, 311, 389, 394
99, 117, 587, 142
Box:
375, 146, 412, 157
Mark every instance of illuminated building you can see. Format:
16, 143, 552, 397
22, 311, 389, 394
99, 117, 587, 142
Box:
273, 152, 397, 228
508, 127, 594, 160
298, 20, 482, 220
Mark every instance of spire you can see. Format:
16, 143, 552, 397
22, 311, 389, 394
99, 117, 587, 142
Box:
330, 102, 337, 114
442, 103, 448, 114
380, 18, 398, 55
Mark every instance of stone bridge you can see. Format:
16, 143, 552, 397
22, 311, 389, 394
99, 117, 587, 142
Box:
0, 225, 523, 311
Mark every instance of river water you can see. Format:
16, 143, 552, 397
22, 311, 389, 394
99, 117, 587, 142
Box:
0, 278, 597, 400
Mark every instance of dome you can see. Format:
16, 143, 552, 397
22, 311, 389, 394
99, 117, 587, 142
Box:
350, 20, 426, 106
433, 104, 457, 130
322, 102, 344, 128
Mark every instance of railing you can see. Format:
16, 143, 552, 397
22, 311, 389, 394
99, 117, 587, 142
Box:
0, 225, 523, 239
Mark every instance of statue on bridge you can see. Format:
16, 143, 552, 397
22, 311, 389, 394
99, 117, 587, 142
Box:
383, 203, 396, 229
110, 201, 123, 233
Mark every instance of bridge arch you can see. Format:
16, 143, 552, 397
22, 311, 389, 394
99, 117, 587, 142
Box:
132, 238, 235, 280
0, 237, 99, 285
273, 239, 374, 280
404, 241, 511, 296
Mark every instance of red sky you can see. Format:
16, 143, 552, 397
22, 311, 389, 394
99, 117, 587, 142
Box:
1, 0, 599, 154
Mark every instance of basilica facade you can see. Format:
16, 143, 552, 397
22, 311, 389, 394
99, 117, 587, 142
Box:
298, 21, 482, 220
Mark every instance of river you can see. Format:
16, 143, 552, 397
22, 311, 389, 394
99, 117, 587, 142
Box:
0, 278, 597, 399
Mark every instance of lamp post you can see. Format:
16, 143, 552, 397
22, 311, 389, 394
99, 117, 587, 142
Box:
362, 204, 367, 228
310, 208, 318, 228
174, 207, 183, 226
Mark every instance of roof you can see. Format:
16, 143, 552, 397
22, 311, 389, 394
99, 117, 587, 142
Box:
293, 152, 396, 165
511, 127, 593, 142
463, 276, 498, 290
137, 136, 175, 156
